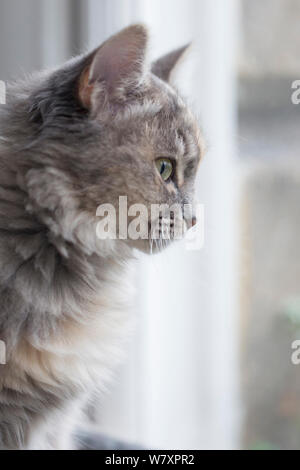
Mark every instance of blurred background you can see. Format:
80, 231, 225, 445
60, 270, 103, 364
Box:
1, 0, 300, 450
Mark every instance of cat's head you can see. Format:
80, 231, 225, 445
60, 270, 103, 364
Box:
22, 25, 204, 255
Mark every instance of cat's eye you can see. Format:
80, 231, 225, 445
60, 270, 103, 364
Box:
155, 158, 174, 182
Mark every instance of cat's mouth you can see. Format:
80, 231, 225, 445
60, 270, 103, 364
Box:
127, 215, 189, 254
149, 215, 183, 240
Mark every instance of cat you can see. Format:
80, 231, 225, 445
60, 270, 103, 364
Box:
0, 24, 203, 449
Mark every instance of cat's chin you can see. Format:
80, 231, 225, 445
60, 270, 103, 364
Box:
127, 238, 173, 255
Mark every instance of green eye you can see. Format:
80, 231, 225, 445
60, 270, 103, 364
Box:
155, 158, 173, 182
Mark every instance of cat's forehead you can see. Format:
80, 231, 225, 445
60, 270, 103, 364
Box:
112, 74, 203, 162
149, 73, 185, 112
147, 75, 203, 159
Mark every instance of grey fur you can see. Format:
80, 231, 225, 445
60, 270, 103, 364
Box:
0, 25, 203, 449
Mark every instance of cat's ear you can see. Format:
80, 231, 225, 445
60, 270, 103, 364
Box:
151, 44, 190, 83
79, 24, 149, 110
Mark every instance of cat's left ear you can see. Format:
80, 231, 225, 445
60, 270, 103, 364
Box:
79, 24, 149, 110
151, 44, 190, 83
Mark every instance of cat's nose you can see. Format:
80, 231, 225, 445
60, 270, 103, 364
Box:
192, 216, 197, 227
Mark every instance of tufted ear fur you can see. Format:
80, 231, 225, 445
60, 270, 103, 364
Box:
79, 24, 149, 110
151, 44, 190, 83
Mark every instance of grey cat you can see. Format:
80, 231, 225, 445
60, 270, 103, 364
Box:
0, 25, 203, 449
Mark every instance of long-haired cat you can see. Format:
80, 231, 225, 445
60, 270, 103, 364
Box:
0, 25, 203, 449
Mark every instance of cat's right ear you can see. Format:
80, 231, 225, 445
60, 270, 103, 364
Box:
78, 24, 149, 111
151, 44, 190, 83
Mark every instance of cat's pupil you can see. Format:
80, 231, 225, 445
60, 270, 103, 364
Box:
160, 162, 166, 175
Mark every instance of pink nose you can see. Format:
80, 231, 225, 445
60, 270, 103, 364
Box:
192, 216, 197, 227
